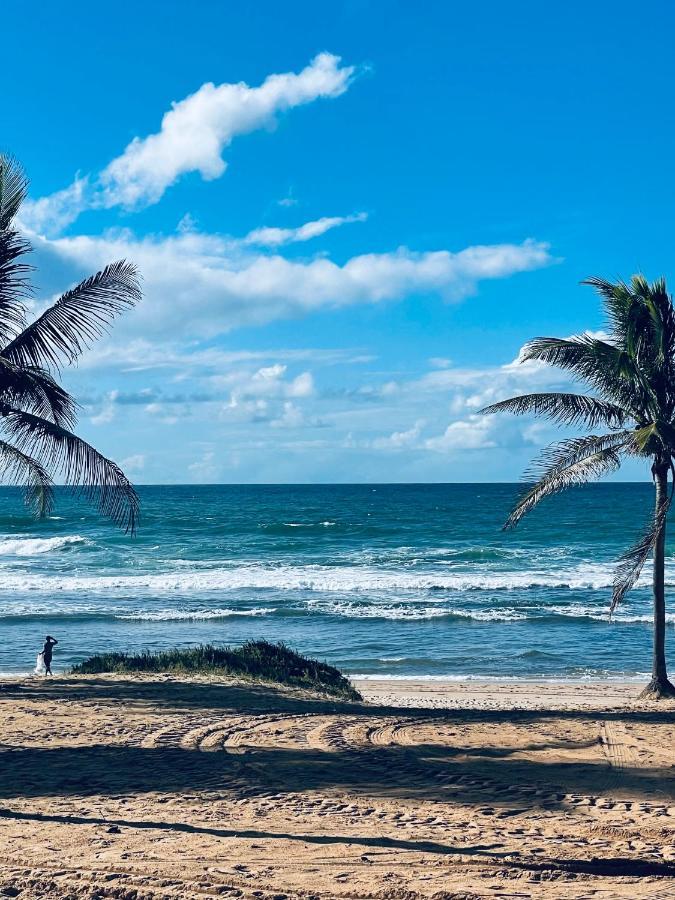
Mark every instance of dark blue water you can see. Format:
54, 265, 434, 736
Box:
0, 483, 672, 679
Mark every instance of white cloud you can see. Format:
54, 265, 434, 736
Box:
35, 231, 553, 339
28, 52, 355, 228
244, 212, 367, 247
389, 338, 574, 415
104, 52, 354, 209
71, 340, 372, 373
218, 363, 315, 418
188, 449, 219, 481
425, 415, 497, 451
144, 402, 178, 425
287, 371, 314, 397
20, 176, 89, 237
271, 401, 305, 428
330, 345, 579, 458
254, 363, 286, 381
372, 419, 425, 449
89, 390, 118, 425
120, 454, 145, 473
277, 188, 298, 208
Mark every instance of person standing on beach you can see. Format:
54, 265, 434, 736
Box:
42, 636, 58, 675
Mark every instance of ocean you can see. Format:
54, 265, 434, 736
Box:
0, 483, 672, 679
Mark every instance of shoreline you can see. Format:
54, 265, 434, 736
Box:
0, 670, 655, 680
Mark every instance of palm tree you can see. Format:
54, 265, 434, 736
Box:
0, 155, 139, 532
481, 275, 675, 699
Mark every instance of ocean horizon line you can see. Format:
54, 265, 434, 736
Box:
0, 480, 653, 489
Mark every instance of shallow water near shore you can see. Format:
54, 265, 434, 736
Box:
0, 482, 673, 678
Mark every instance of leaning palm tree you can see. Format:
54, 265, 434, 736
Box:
0, 155, 139, 531
481, 275, 675, 699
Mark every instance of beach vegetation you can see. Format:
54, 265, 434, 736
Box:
0, 155, 139, 531
71, 639, 362, 700
482, 275, 675, 698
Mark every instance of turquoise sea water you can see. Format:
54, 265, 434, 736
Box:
0, 483, 672, 679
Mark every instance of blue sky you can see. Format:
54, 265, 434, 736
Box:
6, 1, 675, 482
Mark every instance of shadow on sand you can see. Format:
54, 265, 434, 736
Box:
2, 676, 675, 880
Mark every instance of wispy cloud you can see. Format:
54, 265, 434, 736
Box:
34, 231, 554, 339
187, 449, 219, 481
244, 212, 367, 247
89, 390, 119, 426
21, 53, 355, 231
119, 454, 146, 473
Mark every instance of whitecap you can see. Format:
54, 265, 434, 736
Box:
0, 559, 664, 596
115, 607, 276, 621
0, 535, 88, 556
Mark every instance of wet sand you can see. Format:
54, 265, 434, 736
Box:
0, 674, 674, 899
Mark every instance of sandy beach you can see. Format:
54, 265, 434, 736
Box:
0, 675, 673, 899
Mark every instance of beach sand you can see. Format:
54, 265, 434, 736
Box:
0, 675, 674, 899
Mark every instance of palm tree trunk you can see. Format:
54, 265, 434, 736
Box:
641, 463, 675, 699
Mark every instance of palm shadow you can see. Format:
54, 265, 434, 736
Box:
3, 677, 675, 881
1, 805, 674, 878
3, 676, 675, 725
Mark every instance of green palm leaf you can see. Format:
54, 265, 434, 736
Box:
521, 335, 653, 413
0, 156, 29, 230
2, 261, 141, 370
0, 230, 30, 344
483, 274, 675, 694
0, 404, 139, 533
611, 494, 671, 613
0, 439, 54, 517
480, 392, 629, 429
0, 358, 78, 427
0, 155, 141, 533
505, 433, 630, 529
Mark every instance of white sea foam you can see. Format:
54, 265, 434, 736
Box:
306, 604, 458, 621
302, 599, 532, 621
0, 561, 642, 594
302, 601, 663, 623
115, 607, 276, 621
280, 521, 337, 527
0, 602, 116, 617
545, 604, 675, 624
0, 598, 664, 626
0, 535, 87, 556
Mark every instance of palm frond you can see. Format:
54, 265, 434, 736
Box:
505, 432, 633, 529
480, 392, 629, 429
520, 336, 652, 415
0, 404, 139, 533
633, 274, 675, 368
583, 276, 638, 349
0, 358, 78, 427
0, 229, 30, 344
0, 439, 54, 517
611, 493, 671, 612
0, 156, 29, 230
584, 274, 675, 397
2, 261, 141, 370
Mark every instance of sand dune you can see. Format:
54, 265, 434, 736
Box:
0, 674, 674, 899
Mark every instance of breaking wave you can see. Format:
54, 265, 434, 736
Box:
0, 535, 88, 556
0, 561, 654, 594
115, 607, 276, 621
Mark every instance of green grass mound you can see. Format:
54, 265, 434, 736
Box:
71, 640, 362, 701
